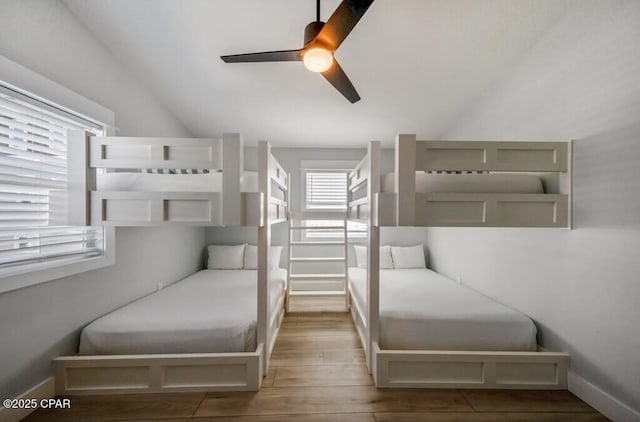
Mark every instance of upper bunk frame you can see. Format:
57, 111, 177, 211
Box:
67, 131, 289, 227
377, 134, 572, 228
54, 138, 289, 395
346, 139, 569, 390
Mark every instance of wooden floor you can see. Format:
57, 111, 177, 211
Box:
24, 311, 609, 422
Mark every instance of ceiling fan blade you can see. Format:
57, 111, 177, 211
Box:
221, 49, 302, 63
313, 0, 374, 51
321, 59, 360, 103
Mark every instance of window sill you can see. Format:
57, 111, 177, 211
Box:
0, 227, 115, 295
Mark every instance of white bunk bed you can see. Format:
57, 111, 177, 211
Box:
377, 134, 572, 228
54, 137, 290, 394
346, 139, 569, 390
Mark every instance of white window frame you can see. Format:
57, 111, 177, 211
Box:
0, 56, 115, 294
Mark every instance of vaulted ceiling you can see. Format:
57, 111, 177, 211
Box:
63, 0, 570, 147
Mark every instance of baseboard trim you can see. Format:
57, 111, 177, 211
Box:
0, 377, 55, 422
569, 371, 639, 422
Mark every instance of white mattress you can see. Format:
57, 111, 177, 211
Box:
97, 171, 258, 192
348, 268, 536, 351
382, 172, 543, 194
79, 269, 286, 355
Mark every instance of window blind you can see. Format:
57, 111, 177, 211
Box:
303, 170, 366, 239
0, 89, 103, 270
305, 171, 347, 210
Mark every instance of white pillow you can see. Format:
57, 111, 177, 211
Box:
391, 245, 426, 269
353, 245, 394, 269
243, 245, 283, 270
244, 244, 258, 269
379, 245, 394, 269
208, 244, 246, 269
270, 246, 283, 270
353, 245, 367, 268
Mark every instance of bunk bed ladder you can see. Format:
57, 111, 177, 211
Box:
286, 211, 348, 312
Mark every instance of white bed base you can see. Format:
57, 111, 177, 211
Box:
346, 141, 570, 390
347, 285, 568, 390
54, 347, 264, 395
53, 289, 285, 395
55, 140, 290, 394
67, 132, 289, 226
380, 134, 572, 228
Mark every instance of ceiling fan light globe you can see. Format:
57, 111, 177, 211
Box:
303, 48, 333, 73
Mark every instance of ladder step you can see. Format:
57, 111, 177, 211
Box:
290, 241, 345, 246
289, 273, 345, 280
289, 290, 346, 297
291, 211, 347, 220
290, 257, 345, 263
290, 226, 345, 230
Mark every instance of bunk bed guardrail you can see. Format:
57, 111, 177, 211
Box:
67, 131, 263, 226
379, 134, 572, 228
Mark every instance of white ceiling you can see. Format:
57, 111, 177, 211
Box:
63, 0, 570, 147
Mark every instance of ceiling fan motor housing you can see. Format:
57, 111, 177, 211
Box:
304, 21, 326, 46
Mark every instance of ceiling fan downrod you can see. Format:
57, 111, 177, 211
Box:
306, 0, 325, 45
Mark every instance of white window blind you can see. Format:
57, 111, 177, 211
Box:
302, 169, 365, 239
0, 88, 104, 270
305, 171, 347, 210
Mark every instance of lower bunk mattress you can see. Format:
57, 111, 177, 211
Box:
348, 268, 536, 351
79, 269, 286, 355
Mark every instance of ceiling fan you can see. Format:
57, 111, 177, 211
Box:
221, 0, 375, 103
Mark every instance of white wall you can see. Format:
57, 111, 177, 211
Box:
429, 1, 640, 416
0, 0, 191, 137
0, 0, 206, 399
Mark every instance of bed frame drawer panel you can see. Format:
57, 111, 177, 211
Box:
90, 137, 223, 170
388, 361, 484, 385
64, 366, 150, 391
91, 192, 224, 225
419, 146, 486, 171
374, 344, 569, 389
164, 199, 213, 222
496, 197, 566, 227
103, 198, 153, 223
415, 193, 568, 227
164, 144, 216, 162
495, 362, 560, 386
416, 141, 568, 172
418, 195, 487, 226
54, 346, 264, 394
163, 363, 248, 388
101, 144, 150, 162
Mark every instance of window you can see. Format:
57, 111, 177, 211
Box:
305, 171, 347, 210
0, 82, 111, 290
302, 165, 365, 239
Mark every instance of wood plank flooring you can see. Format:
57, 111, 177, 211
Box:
23, 311, 609, 422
